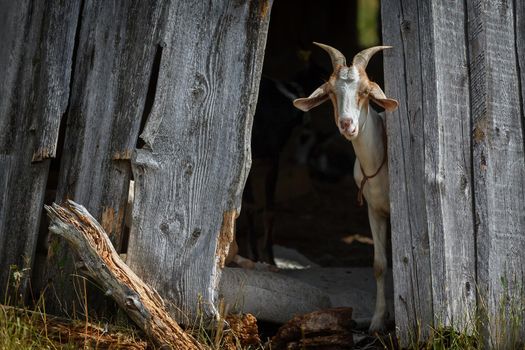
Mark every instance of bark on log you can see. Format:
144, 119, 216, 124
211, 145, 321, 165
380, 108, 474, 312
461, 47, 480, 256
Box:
271, 307, 354, 350
44, 200, 203, 350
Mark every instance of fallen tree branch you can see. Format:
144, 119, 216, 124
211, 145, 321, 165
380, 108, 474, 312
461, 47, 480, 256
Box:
45, 200, 203, 350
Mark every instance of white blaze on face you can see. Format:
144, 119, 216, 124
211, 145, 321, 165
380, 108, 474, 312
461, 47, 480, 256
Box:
333, 66, 361, 138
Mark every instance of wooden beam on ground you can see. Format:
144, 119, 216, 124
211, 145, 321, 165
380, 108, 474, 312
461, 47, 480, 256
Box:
45, 200, 203, 350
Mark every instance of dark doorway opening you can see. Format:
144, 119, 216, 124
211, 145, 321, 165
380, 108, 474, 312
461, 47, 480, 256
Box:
238, 0, 385, 268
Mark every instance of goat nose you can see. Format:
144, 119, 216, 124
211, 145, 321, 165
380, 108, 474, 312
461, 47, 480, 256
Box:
340, 119, 352, 130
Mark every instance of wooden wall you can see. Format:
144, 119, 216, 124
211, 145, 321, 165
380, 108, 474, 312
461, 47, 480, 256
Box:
0, 0, 271, 321
125, 0, 272, 321
2, 0, 524, 345
0, 0, 80, 299
382, 0, 525, 346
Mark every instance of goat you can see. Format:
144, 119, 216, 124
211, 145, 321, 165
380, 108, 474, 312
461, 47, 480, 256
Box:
293, 43, 398, 333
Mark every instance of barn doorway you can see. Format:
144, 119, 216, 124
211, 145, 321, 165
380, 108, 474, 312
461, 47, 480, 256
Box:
236, 0, 394, 327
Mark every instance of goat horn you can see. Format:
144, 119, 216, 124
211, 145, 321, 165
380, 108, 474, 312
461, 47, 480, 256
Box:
352, 46, 392, 70
313, 42, 346, 69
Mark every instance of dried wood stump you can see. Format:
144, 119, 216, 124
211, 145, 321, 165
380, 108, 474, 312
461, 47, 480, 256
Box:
271, 307, 354, 350
45, 200, 203, 350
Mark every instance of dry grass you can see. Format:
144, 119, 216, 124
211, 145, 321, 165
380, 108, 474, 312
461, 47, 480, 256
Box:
0, 301, 265, 350
1, 265, 265, 349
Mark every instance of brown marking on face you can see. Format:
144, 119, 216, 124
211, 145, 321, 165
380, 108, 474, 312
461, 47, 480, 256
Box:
356, 67, 372, 109
327, 66, 374, 126
326, 74, 339, 127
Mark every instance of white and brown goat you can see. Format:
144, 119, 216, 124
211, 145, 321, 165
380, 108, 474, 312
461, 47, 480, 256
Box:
293, 43, 398, 333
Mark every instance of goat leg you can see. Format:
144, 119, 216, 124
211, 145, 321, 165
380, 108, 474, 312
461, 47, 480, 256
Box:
367, 206, 388, 334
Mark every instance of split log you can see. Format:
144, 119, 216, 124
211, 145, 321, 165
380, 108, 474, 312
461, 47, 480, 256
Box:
44, 200, 203, 350
271, 307, 354, 350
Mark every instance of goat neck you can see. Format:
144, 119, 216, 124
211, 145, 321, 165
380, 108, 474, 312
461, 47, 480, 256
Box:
350, 106, 386, 176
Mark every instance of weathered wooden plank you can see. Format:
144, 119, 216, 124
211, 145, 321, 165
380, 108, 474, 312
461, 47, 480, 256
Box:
385, 0, 525, 345
127, 0, 272, 322
425, 1, 476, 330
0, 155, 13, 265
40, 0, 168, 313
381, 0, 434, 342
56, 0, 167, 245
467, 0, 525, 346
0, 0, 79, 296
518, 0, 525, 141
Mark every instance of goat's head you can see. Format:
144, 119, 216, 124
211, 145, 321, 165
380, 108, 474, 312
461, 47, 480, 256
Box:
293, 43, 398, 140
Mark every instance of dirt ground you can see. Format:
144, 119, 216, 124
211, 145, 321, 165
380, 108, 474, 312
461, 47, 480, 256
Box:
272, 167, 374, 268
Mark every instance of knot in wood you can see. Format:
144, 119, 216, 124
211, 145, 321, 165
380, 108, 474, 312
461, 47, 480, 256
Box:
125, 292, 150, 319
401, 19, 411, 33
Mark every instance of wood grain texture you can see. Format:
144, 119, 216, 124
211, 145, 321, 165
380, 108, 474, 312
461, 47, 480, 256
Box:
467, 0, 525, 346
41, 0, 168, 312
426, 1, 476, 331
127, 0, 272, 322
384, 0, 525, 345
381, 0, 433, 341
0, 0, 79, 296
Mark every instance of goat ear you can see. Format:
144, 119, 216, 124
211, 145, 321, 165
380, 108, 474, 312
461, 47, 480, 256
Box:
368, 81, 398, 112
293, 83, 330, 112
